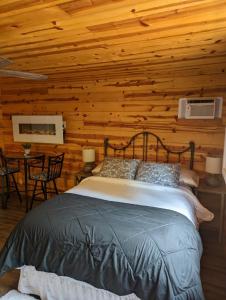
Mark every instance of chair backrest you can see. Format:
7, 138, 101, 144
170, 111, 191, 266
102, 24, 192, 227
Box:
0, 149, 20, 172
47, 153, 64, 180
28, 155, 45, 179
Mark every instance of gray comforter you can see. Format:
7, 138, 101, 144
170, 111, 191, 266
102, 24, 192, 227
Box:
0, 193, 204, 300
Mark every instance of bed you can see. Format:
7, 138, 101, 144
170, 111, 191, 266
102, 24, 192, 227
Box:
0, 132, 213, 300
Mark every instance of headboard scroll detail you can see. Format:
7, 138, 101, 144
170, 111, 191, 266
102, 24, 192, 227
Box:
104, 131, 195, 170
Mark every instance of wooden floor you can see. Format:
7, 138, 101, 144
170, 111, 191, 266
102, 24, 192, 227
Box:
200, 236, 226, 300
0, 195, 225, 299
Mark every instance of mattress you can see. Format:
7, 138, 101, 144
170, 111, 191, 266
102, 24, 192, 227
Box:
67, 176, 214, 226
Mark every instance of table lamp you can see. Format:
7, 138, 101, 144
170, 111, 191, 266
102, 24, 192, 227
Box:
205, 156, 222, 187
82, 148, 95, 173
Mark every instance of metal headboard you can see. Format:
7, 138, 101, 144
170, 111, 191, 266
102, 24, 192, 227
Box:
104, 131, 195, 169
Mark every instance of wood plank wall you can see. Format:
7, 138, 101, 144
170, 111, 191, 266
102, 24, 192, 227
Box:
0, 73, 225, 191
0, 0, 226, 191
0, 103, 3, 149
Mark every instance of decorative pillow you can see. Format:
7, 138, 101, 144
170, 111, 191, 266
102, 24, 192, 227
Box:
135, 162, 180, 188
98, 157, 140, 180
179, 168, 199, 187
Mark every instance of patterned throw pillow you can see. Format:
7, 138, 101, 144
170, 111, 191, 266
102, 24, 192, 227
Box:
135, 162, 180, 188
98, 157, 140, 180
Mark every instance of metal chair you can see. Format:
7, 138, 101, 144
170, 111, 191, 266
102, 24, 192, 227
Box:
0, 149, 22, 209
29, 153, 64, 209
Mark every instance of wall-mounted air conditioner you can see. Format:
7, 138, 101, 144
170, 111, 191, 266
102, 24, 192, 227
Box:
178, 97, 223, 119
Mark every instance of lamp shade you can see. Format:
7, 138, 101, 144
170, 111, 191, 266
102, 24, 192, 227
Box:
205, 156, 222, 174
82, 148, 95, 163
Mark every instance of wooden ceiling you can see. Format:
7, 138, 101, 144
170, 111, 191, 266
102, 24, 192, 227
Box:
0, 0, 226, 81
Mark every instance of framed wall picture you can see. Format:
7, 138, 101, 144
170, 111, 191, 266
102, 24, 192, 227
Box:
12, 115, 64, 144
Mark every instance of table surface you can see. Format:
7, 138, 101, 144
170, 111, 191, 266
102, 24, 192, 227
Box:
5, 152, 44, 160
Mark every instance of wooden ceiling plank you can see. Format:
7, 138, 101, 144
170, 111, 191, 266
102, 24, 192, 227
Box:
0, 0, 82, 18
0, 0, 222, 40
2, 28, 225, 62
1, 20, 225, 58
0, 17, 225, 64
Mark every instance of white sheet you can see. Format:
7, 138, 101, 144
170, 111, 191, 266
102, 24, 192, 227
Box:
67, 176, 214, 227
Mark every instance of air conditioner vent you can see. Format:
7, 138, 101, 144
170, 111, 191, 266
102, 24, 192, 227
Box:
187, 99, 214, 104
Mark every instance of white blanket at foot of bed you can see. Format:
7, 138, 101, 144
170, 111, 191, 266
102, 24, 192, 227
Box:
0, 290, 35, 300
18, 266, 140, 300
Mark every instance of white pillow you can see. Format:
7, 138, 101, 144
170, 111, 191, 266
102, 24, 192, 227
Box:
179, 168, 199, 187
92, 162, 103, 175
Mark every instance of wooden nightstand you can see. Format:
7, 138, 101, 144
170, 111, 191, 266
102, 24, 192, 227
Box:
74, 171, 93, 185
197, 179, 226, 244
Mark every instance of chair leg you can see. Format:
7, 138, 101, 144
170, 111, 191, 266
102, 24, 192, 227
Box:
1, 176, 7, 209
30, 180, 37, 210
6, 175, 10, 199
43, 182, 48, 201
53, 179, 58, 195
41, 181, 45, 195
12, 174, 22, 203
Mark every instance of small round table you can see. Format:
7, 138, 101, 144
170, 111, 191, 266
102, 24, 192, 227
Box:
5, 153, 44, 212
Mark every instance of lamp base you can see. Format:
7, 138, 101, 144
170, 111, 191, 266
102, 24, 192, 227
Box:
205, 174, 221, 187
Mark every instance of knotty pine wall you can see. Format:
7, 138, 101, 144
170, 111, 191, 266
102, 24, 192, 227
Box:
0, 72, 225, 191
